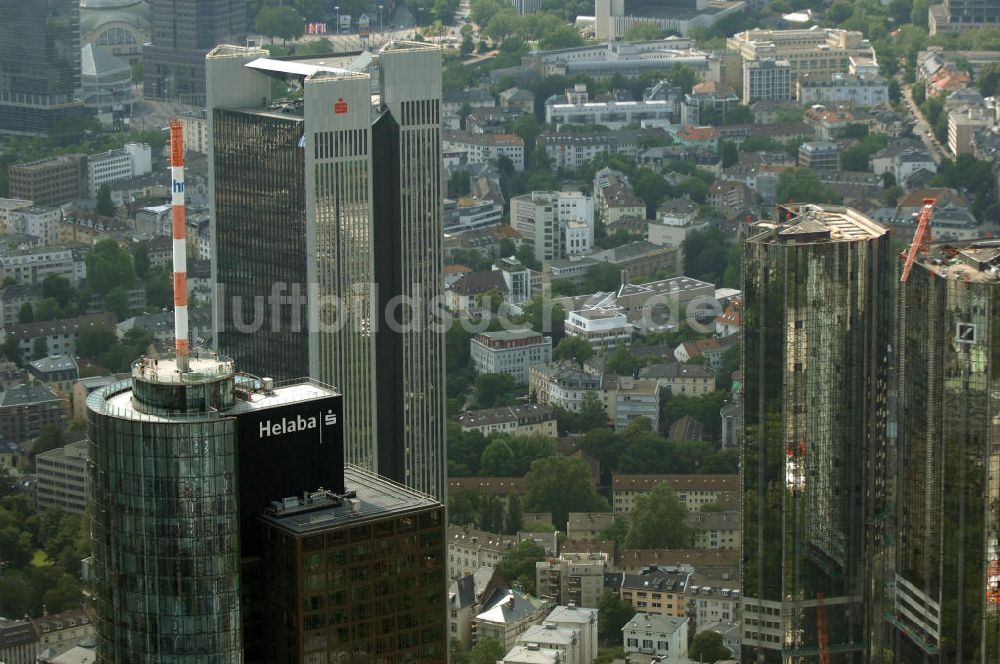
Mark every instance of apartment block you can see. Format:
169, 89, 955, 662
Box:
612, 474, 738, 513
35, 439, 88, 513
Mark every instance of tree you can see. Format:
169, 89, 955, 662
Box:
86, 239, 136, 294
31, 337, 49, 360
76, 322, 117, 359
0, 465, 15, 499
540, 25, 583, 50
42, 275, 75, 311
480, 439, 517, 476
776, 167, 840, 204
448, 169, 472, 198
623, 22, 664, 41
469, 636, 507, 664
605, 346, 642, 377
31, 424, 64, 458
584, 262, 622, 292
598, 592, 635, 646
666, 64, 698, 94
105, 286, 132, 319
598, 518, 628, 546
689, 630, 732, 663
255, 6, 305, 43
577, 391, 609, 431
884, 185, 905, 207
525, 455, 607, 530
719, 141, 738, 168
145, 269, 173, 309
496, 540, 546, 594
505, 493, 523, 534
17, 302, 33, 324
33, 298, 61, 322
633, 169, 670, 217
133, 243, 150, 281
95, 183, 115, 217
979, 63, 1000, 97
553, 335, 594, 364
623, 483, 694, 549
474, 373, 517, 408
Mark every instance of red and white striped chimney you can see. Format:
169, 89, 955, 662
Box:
169, 120, 189, 372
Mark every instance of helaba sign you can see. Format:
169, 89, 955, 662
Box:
259, 408, 337, 438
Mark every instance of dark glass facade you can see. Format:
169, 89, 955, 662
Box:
258, 467, 447, 663
213, 108, 309, 381
144, 0, 246, 102
0, 0, 84, 135
891, 250, 1000, 663
741, 207, 892, 663
943, 0, 1000, 25
88, 361, 243, 663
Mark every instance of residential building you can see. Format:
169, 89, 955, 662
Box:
0, 617, 39, 664
511, 191, 594, 263
529, 363, 603, 413
502, 644, 562, 664
704, 621, 741, 660
681, 81, 739, 126
564, 309, 633, 352
707, 181, 755, 219
477, 589, 553, 652
720, 400, 742, 449
539, 129, 665, 170
57, 211, 130, 245
947, 105, 994, 156
715, 298, 742, 337
492, 257, 538, 305
674, 336, 739, 370
0, 283, 41, 327
0, 383, 67, 443
86, 143, 152, 197
450, 566, 507, 648
467, 107, 525, 134
593, 168, 646, 223
8, 206, 61, 245
446, 270, 509, 313
30, 608, 96, 660
256, 465, 447, 663
516, 623, 582, 664
674, 125, 719, 151
0, 198, 35, 233
8, 155, 84, 207
742, 58, 794, 104
457, 404, 558, 437
0, 0, 84, 136
208, 44, 447, 500
805, 107, 872, 139
443, 87, 495, 115
544, 605, 598, 664
116, 308, 212, 346
797, 141, 841, 170
0, 245, 87, 286
689, 510, 741, 550
612, 474, 738, 513
536, 552, 610, 608
499, 87, 535, 113
641, 362, 715, 397
545, 97, 674, 130
35, 439, 88, 513
797, 72, 889, 107
727, 28, 875, 79
890, 241, 1000, 662
566, 512, 620, 541
470, 329, 554, 385
4, 313, 114, 363
449, 525, 522, 580
686, 583, 742, 633
741, 205, 891, 662
870, 141, 937, 183
444, 130, 526, 171
179, 111, 209, 154
607, 376, 660, 431
668, 414, 704, 441
27, 355, 79, 392
143, 0, 246, 103
622, 613, 688, 662
620, 568, 692, 619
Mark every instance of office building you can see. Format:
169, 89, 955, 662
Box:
88, 349, 344, 662
470, 329, 553, 385
510, 191, 594, 263
144, 0, 246, 103
80, 43, 136, 120
256, 466, 447, 663
35, 439, 88, 513
0, 0, 84, 136
0, 383, 67, 444
742, 58, 794, 105
87, 143, 152, 196
594, 0, 746, 40
208, 43, 447, 500
890, 242, 1000, 662
741, 205, 891, 662
929, 0, 1000, 32
8, 155, 85, 206
728, 28, 876, 79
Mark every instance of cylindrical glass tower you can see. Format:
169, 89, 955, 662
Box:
88, 353, 242, 663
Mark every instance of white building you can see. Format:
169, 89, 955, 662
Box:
545, 98, 674, 130
179, 112, 209, 154
511, 191, 594, 263
565, 220, 593, 256
948, 106, 994, 156
444, 197, 504, 233
536, 552, 609, 609
727, 28, 876, 79
8, 206, 61, 245
515, 623, 582, 664
545, 605, 599, 664
0, 246, 86, 286
623, 613, 688, 662
742, 58, 794, 104
608, 376, 660, 431
470, 329, 553, 385
443, 130, 526, 170
87, 143, 152, 197
797, 72, 889, 107
564, 308, 633, 352
0, 198, 34, 233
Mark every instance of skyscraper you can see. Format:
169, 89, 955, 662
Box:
891, 241, 1000, 662
144, 0, 246, 103
0, 0, 84, 135
208, 43, 447, 501
88, 350, 343, 662
740, 204, 892, 663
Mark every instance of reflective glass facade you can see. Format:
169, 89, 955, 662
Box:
0, 0, 84, 135
741, 207, 892, 663
88, 367, 242, 663
213, 108, 309, 381
892, 254, 1000, 663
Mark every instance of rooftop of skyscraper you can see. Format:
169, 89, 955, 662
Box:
259, 465, 440, 535
752, 204, 887, 244
913, 241, 1000, 283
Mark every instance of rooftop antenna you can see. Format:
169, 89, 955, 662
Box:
169, 119, 190, 371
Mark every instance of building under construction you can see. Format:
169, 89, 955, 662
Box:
741, 204, 893, 663
891, 235, 1000, 662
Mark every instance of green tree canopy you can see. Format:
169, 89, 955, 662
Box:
605, 346, 642, 377
525, 455, 607, 530
598, 592, 635, 645
623, 482, 694, 548
553, 334, 594, 364
17, 302, 33, 324
256, 6, 305, 43
95, 183, 114, 217
689, 630, 732, 662
496, 540, 546, 594
623, 22, 665, 41
540, 24, 584, 50
474, 372, 517, 408
85, 239, 136, 294
776, 167, 840, 205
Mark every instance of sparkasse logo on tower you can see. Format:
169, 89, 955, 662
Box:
259, 409, 338, 438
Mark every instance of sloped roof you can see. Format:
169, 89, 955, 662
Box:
81, 44, 130, 78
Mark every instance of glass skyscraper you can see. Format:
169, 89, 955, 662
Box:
88, 349, 344, 662
0, 0, 84, 135
208, 44, 447, 501
891, 243, 1000, 663
740, 205, 892, 663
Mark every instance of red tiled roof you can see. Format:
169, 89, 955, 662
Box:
678, 125, 718, 141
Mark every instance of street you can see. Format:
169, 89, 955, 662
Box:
899, 79, 949, 163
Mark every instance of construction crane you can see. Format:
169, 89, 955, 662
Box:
816, 592, 830, 664
900, 198, 937, 283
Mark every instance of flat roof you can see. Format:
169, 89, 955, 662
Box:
260, 465, 439, 535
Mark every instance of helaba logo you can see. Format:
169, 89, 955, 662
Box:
334, 98, 348, 114
259, 409, 338, 438
172, 179, 184, 193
